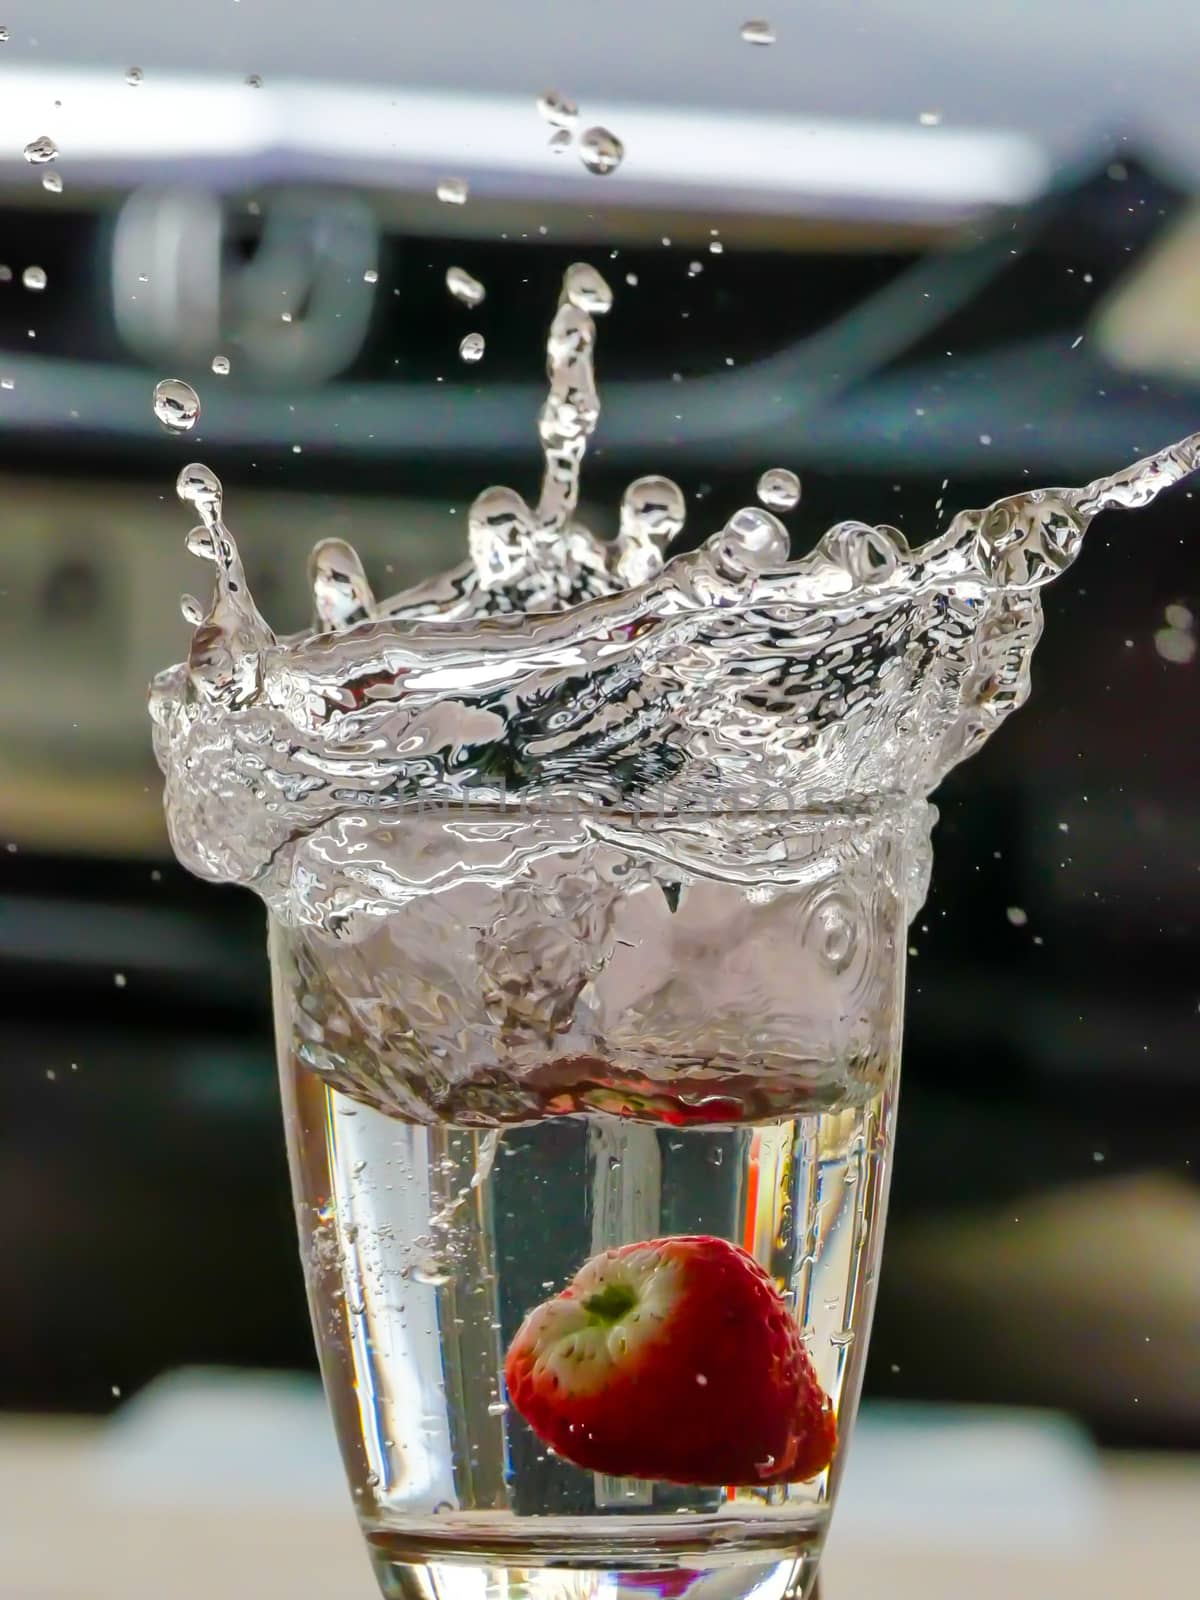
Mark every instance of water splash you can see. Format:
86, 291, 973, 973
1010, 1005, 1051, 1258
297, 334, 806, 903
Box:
151, 264, 1200, 935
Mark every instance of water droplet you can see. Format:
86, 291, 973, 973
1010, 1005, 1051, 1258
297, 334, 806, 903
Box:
741, 19, 776, 45
412, 1258, 452, 1286
0, 27, 8, 43
446, 265, 486, 308
707, 1146, 724, 1166
1092, 1150, 1106, 1163
579, 127, 623, 176
211, 354, 230, 376
21, 265, 46, 292
537, 89, 578, 128
1006, 906, 1028, 927
245, 73, 263, 89
113, 972, 127, 989
180, 594, 204, 625
979, 432, 993, 446
125, 66, 143, 87
709, 240, 724, 255
176, 462, 223, 525
918, 109, 943, 127
829, 1328, 856, 1347
547, 128, 572, 155
363, 268, 378, 285
1154, 625, 1196, 664
1165, 603, 1193, 630
0, 265, 11, 282
23, 135, 58, 164
436, 177, 469, 205
365, 1471, 381, 1489
687, 260, 703, 277
714, 506, 789, 577
41, 171, 62, 194
756, 467, 801, 511
624, 271, 639, 287
486, 1400, 508, 1416
153, 378, 200, 432
459, 332, 485, 364
0, 378, 13, 391
563, 261, 613, 314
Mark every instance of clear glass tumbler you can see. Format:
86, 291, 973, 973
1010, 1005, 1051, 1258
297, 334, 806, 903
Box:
269, 800, 931, 1600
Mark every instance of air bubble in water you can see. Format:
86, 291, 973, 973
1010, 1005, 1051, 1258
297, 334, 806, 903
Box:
579, 127, 623, 176
459, 332, 485, 364
537, 89, 578, 128
125, 66, 143, 86
412, 1258, 452, 1287
211, 354, 231, 376
23, 135, 58, 164
42, 171, 62, 194
740, 20, 776, 45
446, 265, 485, 308
21, 265, 46, 292
547, 128, 572, 155
436, 177, 469, 206
153, 378, 201, 432
756, 467, 801, 511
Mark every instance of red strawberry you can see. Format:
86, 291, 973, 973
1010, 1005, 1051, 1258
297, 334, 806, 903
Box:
504, 1234, 836, 1486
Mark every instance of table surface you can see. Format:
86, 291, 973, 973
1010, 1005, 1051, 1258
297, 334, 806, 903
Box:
2, 1414, 1197, 1600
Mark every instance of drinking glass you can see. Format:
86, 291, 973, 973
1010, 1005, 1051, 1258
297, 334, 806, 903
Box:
268, 798, 932, 1600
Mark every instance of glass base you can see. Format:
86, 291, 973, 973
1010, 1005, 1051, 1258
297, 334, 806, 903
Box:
368, 1544, 819, 1600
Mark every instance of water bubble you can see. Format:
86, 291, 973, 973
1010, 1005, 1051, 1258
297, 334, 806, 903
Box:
412, 1258, 452, 1287
579, 126, 623, 176
436, 177, 469, 205
740, 19, 776, 45
918, 109, 943, 127
23, 135, 58, 164
245, 73, 263, 89
153, 378, 200, 432
1006, 906, 1029, 927
756, 467, 801, 511
459, 332, 485, 364
563, 261, 613, 314
125, 66, 143, 87
42, 171, 62, 194
363, 268, 378, 285
21, 265, 46, 292
211, 354, 231, 376
537, 89, 578, 128
547, 128, 572, 155
446, 265, 485, 308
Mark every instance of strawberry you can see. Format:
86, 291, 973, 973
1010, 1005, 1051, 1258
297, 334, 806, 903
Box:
504, 1234, 836, 1486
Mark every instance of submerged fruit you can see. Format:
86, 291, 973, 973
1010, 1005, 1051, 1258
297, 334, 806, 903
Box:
504, 1234, 836, 1485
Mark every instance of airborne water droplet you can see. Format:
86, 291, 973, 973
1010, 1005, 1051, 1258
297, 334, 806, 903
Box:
363, 268, 379, 285
436, 177, 469, 205
21, 265, 46, 292
446, 265, 485, 308
412, 1258, 452, 1286
537, 89, 578, 128
756, 467, 801, 511
740, 20, 776, 45
245, 73, 263, 89
180, 594, 204, 624
918, 109, 943, 127
23, 135, 58, 164
125, 66, 143, 87
579, 127, 624, 176
211, 354, 231, 376
459, 332, 485, 364
42, 171, 62, 194
153, 378, 201, 432
547, 128, 572, 155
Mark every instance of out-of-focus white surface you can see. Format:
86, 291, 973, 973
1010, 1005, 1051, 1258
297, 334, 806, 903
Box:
2, 1373, 1198, 1599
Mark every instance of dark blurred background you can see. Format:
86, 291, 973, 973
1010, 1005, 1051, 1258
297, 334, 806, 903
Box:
0, 3, 1198, 1570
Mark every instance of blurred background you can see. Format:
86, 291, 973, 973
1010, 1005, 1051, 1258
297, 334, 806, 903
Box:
1, 1, 1198, 1595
